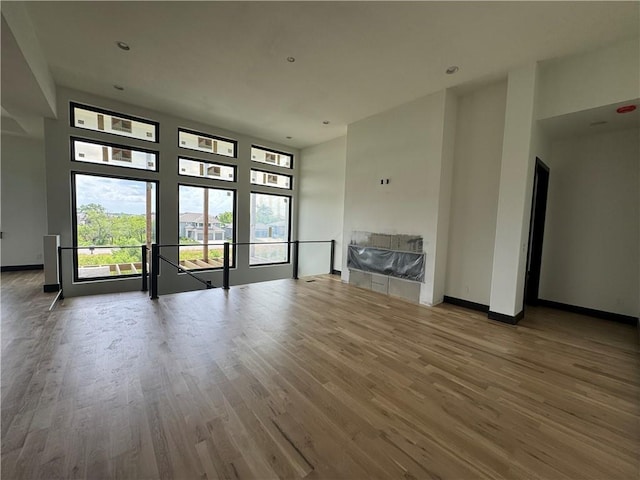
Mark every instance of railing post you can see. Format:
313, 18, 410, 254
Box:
141, 245, 148, 292
330, 239, 336, 275
57, 246, 64, 300
150, 243, 159, 299
292, 240, 299, 280
223, 242, 230, 290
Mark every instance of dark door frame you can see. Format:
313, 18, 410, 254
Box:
524, 157, 550, 307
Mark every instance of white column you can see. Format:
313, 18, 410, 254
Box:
430, 89, 457, 305
43, 234, 60, 291
489, 64, 538, 318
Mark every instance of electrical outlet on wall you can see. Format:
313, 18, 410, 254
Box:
36, 253, 43, 260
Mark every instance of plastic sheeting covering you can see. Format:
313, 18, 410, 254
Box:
347, 245, 425, 282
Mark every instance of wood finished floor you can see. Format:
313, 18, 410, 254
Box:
1, 271, 639, 480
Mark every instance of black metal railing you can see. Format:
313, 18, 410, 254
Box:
148, 239, 336, 299
50, 240, 336, 305
149, 246, 215, 299
52, 244, 149, 310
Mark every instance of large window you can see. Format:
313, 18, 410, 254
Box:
179, 185, 235, 269
73, 173, 156, 281
72, 138, 157, 171
251, 146, 292, 169
71, 103, 158, 142
179, 129, 236, 158
250, 192, 290, 265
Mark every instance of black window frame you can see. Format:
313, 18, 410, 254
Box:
178, 127, 238, 159
249, 190, 292, 267
250, 168, 292, 190
177, 182, 237, 271
71, 171, 160, 283
177, 155, 237, 183
70, 136, 160, 173
70, 102, 160, 143
251, 145, 294, 169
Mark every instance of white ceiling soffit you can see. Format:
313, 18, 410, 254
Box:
1, 114, 29, 137
1, 8, 55, 118
1, 3, 54, 139
540, 99, 640, 141
25, 1, 640, 148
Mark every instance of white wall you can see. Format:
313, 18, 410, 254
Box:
298, 136, 346, 277
1, 133, 47, 266
342, 89, 456, 305
445, 81, 507, 305
539, 128, 639, 317
537, 38, 640, 120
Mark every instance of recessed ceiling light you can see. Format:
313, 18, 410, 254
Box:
287, 57, 296, 63
589, 120, 607, 127
322, 120, 330, 125
445, 66, 459, 74
113, 85, 124, 91
116, 41, 130, 51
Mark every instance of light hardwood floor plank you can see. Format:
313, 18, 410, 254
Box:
2, 271, 639, 479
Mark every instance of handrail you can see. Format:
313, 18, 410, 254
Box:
147, 239, 336, 299
52, 239, 336, 302
54, 245, 149, 304
150, 243, 213, 300
153, 240, 333, 248
158, 254, 215, 289
59, 245, 143, 250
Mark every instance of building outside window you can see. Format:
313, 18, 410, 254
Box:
178, 185, 235, 269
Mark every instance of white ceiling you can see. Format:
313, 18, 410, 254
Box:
6, 1, 640, 148
540, 99, 640, 140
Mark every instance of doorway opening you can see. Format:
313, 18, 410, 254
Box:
524, 158, 550, 306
